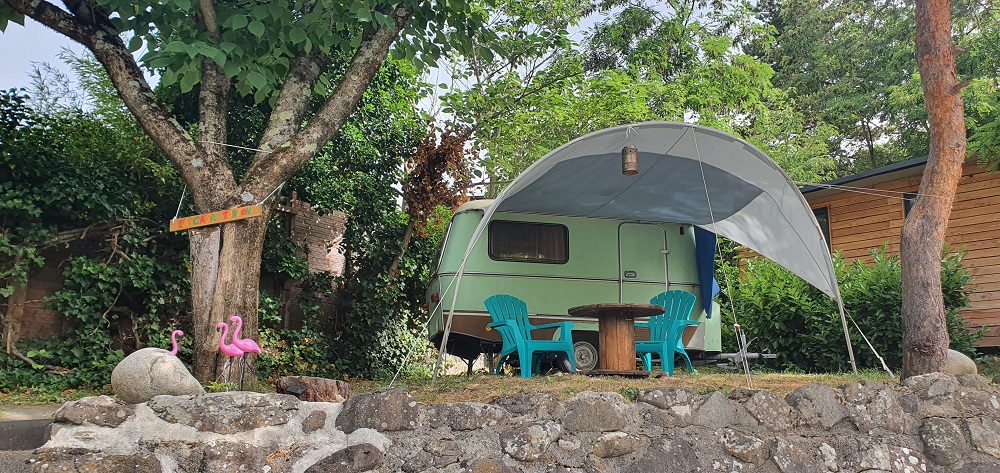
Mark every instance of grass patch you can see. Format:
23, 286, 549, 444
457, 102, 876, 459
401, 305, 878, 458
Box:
351, 367, 898, 405
0, 387, 108, 406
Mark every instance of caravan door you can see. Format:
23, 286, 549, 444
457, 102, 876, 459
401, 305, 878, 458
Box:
618, 223, 668, 302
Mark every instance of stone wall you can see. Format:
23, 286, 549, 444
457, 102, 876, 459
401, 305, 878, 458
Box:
26, 373, 1000, 472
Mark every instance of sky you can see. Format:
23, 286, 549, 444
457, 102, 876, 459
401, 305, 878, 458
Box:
1, 18, 85, 91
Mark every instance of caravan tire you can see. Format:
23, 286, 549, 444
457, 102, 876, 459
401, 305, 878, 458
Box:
573, 341, 598, 371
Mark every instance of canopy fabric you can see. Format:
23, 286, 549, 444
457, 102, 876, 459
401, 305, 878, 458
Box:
492, 122, 840, 301
429, 121, 859, 386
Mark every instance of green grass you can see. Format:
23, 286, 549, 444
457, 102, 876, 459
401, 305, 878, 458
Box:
0, 387, 107, 406
350, 366, 899, 405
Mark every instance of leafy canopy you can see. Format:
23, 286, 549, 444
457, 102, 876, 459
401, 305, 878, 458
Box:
0, 0, 503, 100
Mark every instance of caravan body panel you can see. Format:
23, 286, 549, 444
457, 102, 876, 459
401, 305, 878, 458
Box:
427, 200, 721, 360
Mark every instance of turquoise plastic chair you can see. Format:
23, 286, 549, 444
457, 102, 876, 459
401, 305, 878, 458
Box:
636, 290, 698, 376
484, 294, 576, 378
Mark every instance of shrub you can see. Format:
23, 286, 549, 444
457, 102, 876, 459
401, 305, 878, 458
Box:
719, 245, 981, 372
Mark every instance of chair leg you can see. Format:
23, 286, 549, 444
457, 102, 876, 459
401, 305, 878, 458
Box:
519, 352, 532, 378
678, 349, 694, 373
642, 353, 652, 371
663, 350, 675, 377
495, 352, 511, 375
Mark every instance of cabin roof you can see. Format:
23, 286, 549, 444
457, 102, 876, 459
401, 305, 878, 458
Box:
800, 157, 928, 199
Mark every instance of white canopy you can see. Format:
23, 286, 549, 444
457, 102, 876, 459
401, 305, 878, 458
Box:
494, 122, 839, 300
431, 122, 860, 383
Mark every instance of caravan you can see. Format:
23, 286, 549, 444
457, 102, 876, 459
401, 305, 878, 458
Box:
426, 199, 722, 372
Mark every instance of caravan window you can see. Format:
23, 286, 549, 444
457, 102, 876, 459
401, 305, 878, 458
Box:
488, 221, 568, 264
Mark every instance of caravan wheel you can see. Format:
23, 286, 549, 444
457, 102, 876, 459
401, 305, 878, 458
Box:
574, 341, 598, 371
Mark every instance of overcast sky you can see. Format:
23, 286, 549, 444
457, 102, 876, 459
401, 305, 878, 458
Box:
1, 18, 85, 91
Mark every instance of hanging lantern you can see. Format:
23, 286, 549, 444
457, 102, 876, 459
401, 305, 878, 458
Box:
621, 145, 638, 175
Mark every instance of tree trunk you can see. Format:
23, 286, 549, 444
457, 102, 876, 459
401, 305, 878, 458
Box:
901, 0, 966, 379
190, 227, 221, 380
206, 206, 272, 386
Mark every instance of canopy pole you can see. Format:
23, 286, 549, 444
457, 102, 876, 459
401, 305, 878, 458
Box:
836, 296, 858, 374
690, 126, 754, 389
431, 202, 501, 387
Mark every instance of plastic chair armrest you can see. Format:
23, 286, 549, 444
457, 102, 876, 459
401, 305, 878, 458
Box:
487, 320, 518, 329
530, 321, 571, 331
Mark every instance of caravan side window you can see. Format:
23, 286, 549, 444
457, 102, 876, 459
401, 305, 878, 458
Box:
488, 221, 569, 264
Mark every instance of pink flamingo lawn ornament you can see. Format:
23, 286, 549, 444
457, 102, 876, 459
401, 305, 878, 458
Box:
229, 316, 262, 355
167, 330, 184, 356
216, 322, 244, 389
229, 316, 261, 389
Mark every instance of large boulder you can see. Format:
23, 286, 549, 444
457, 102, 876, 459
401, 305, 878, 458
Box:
110, 347, 204, 404
945, 349, 978, 376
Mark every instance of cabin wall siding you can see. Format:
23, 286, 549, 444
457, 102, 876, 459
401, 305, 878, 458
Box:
806, 161, 1000, 348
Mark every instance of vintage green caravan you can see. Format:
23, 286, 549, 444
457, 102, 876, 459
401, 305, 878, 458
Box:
426, 199, 722, 371
426, 122, 857, 373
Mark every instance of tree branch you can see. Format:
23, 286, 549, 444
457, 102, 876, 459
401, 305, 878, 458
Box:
5, 0, 236, 211
240, 5, 413, 197
256, 50, 329, 156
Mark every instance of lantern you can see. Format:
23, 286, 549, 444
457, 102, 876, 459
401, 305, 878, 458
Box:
622, 145, 638, 175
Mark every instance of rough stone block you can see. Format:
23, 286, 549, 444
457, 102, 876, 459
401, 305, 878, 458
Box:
968, 417, 1000, 459
717, 428, 766, 465
691, 392, 753, 429
842, 444, 927, 473
592, 432, 643, 458
786, 383, 848, 429
562, 392, 628, 433
275, 376, 350, 403
744, 390, 796, 430
621, 438, 698, 473
920, 417, 968, 467
424, 402, 509, 431
335, 388, 417, 433
492, 391, 565, 420
843, 381, 906, 433
500, 421, 561, 461
53, 396, 135, 428
147, 392, 298, 434
305, 443, 383, 473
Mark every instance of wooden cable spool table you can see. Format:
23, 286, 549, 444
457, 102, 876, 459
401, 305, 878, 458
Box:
567, 303, 665, 376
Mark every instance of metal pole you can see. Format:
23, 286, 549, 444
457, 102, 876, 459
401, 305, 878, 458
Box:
837, 296, 858, 374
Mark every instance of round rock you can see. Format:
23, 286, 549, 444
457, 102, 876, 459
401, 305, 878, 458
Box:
110, 347, 205, 404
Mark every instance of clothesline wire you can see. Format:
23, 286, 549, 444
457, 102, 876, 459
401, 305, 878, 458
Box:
794, 181, 946, 201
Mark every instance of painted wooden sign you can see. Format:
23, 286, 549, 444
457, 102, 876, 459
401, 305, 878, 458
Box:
169, 204, 263, 232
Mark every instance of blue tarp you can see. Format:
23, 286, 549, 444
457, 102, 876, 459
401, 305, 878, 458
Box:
694, 227, 721, 318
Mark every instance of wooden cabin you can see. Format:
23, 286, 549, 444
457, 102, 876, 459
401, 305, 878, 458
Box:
801, 157, 1000, 348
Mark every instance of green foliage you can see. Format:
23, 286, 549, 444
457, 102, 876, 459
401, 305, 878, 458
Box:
720, 245, 981, 373
44, 0, 504, 101
0, 88, 190, 392
256, 278, 340, 381
750, 0, 1000, 176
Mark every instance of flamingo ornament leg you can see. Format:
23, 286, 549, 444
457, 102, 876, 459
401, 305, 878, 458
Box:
216, 323, 244, 389
229, 316, 262, 390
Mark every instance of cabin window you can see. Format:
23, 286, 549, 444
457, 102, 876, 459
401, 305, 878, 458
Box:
813, 207, 831, 252
488, 221, 569, 264
903, 193, 917, 217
